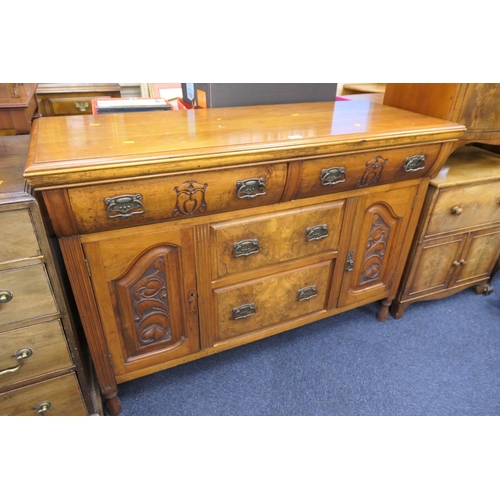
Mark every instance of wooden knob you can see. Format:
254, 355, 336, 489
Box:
451, 206, 463, 215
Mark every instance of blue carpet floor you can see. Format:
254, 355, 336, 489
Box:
118, 275, 500, 416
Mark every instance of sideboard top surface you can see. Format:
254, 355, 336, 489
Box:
24, 100, 466, 188
432, 145, 500, 188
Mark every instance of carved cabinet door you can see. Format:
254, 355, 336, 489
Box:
338, 185, 419, 308
81, 223, 200, 382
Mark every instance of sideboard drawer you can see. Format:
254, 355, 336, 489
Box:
214, 260, 332, 342
0, 265, 58, 330
0, 321, 73, 391
426, 179, 500, 235
0, 209, 41, 263
211, 200, 345, 278
68, 163, 288, 233
0, 373, 88, 416
294, 144, 441, 199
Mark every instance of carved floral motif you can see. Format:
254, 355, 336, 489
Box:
359, 213, 390, 284
130, 258, 172, 347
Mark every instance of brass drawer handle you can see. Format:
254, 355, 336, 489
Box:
297, 285, 318, 301
75, 102, 89, 112
321, 166, 346, 186
35, 401, 52, 415
233, 239, 260, 258
306, 224, 329, 242
0, 290, 13, 303
403, 154, 426, 173
236, 178, 267, 199
105, 194, 145, 219
0, 347, 33, 376
232, 303, 256, 320
451, 206, 463, 215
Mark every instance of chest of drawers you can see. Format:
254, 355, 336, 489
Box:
390, 145, 500, 318
0, 136, 99, 415
23, 101, 466, 414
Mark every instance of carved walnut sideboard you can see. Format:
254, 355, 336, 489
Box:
23, 100, 465, 414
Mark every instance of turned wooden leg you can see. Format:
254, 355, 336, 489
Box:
104, 392, 122, 416
389, 300, 410, 320
376, 298, 391, 322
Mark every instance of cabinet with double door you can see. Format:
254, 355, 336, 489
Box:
390, 146, 500, 318
0, 136, 99, 416
24, 100, 465, 414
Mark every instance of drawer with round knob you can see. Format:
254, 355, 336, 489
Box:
214, 260, 332, 343
0, 209, 41, 264
211, 200, 345, 278
0, 264, 58, 331
426, 179, 500, 236
67, 163, 288, 233
0, 320, 73, 392
0, 373, 88, 416
292, 144, 442, 200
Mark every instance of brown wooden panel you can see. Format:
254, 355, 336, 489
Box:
0, 265, 58, 331
214, 260, 333, 343
67, 163, 288, 233
0, 373, 87, 416
454, 227, 500, 286
338, 184, 419, 307
211, 200, 344, 278
83, 224, 200, 378
0, 209, 41, 262
427, 179, 500, 235
294, 144, 441, 200
405, 234, 466, 298
0, 320, 73, 391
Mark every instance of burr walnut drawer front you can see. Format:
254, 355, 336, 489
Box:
0, 265, 58, 331
211, 200, 345, 279
0, 209, 41, 264
214, 260, 332, 343
67, 163, 288, 233
0, 373, 88, 416
293, 144, 442, 199
426, 180, 500, 236
0, 321, 73, 391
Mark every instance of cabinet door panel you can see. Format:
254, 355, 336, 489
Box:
338, 185, 418, 307
403, 234, 467, 299
82, 225, 199, 378
454, 227, 500, 286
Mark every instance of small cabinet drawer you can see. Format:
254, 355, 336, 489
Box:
43, 97, 97, 115
0, 209, 41, 264
293, 144, 441, 199
211, 201, 345, 278
0, 265, 58, 331
214, 260, 333, 342
427, 180, 500, 235
67, 163, 288, 233
0, 321, 73, 391
0, 373, 88, 416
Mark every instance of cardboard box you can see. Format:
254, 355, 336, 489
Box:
181, 83, 337, 108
